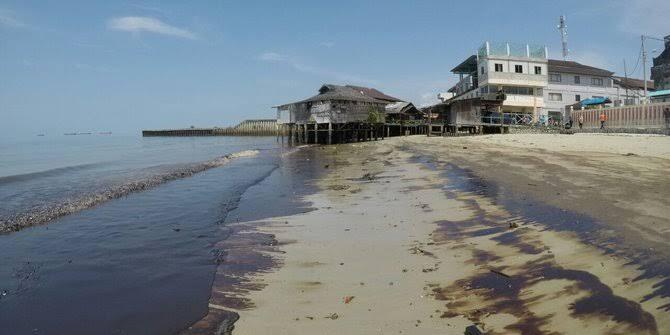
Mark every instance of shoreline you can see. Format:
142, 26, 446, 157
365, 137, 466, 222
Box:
0, 150, 260, 234
199, 134, 670, 334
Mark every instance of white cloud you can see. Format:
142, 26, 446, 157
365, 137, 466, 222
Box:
107, 16, 197, 40
618, 0, 670, 37
257, 51, 377, 85
258, 52, 287, 62
0, 8, 27, 28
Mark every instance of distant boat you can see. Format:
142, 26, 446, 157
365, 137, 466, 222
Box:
37, 134, 45, 136
64, 133, 77, 136
99, 131, 112, 135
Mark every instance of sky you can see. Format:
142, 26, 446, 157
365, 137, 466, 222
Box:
1, 0, 668, 137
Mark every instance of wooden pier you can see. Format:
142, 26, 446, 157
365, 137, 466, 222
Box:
142, 119, 282, 137
142, 119, 428, 145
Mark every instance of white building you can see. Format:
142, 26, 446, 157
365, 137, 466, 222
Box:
448, 41, 548, 123
545, 60, 654, 122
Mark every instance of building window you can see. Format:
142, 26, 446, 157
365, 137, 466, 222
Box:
548, 93, 563, 101
502, 86, 534, 95
591, 78, 604, 86
574, 76, 580, 84
481, 66, 485, 74
515, 65, 523, 73
575, 94, 581, 102
495, 63, 503, 72
550, 73, 561, 82
534, 66, 542, 75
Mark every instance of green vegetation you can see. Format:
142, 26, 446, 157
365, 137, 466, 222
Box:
367, 106, 386, 124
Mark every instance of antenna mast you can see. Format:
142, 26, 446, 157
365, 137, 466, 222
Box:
558, 15, 568, 60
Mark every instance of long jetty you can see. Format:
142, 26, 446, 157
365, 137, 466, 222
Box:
142, 119, 280, 137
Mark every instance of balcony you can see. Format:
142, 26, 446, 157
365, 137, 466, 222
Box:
480, 72, 547, 87
503, 94, 545, 108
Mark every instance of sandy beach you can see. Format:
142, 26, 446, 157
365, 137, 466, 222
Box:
191, 133, 670, 335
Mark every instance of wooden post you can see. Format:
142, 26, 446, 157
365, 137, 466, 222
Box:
302, 124, 306, 143
327, 122, 332, 145
312, 123, 318, 144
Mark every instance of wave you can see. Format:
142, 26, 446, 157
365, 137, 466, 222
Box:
0, 163, 105, 185
0, 150, 260, 234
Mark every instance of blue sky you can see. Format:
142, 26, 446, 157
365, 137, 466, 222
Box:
1, 0, 668, 137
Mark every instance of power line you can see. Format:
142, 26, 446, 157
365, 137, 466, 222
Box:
625, 44, 642, 77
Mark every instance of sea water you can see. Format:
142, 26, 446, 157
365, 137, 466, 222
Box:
0, 134, 289, 334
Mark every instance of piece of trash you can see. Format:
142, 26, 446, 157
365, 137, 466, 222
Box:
325, 313, 339, 320
344, 296, 355, 304
465, 325, 484, 335
462, 146, 468, 149
324, 164, 330, 168
509, 222, 519, 229
490, 269, 510, 278
623, 153, 637, 156
306, 316, 314, 320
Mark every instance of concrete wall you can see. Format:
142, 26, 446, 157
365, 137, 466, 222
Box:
570, 102, 670, 129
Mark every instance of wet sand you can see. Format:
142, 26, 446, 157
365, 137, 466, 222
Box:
197, 134, 670, 334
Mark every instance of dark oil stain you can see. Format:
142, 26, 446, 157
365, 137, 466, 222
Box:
492, 228, 547, 255
413, 157, 662, 334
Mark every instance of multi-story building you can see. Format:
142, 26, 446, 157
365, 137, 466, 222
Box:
544, 60, 654, 122
545, 60, 614, 122
651, 35, 670, 91
448, 41, 548, 123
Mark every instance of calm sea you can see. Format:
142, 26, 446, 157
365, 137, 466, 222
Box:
0, 134, 295, 334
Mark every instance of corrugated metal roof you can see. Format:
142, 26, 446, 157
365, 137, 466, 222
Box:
346, 85, 403, 102
613, 76, 655, 90
385, 101, 414, 114
548, 59, 614, 77
276, 84, 402, 107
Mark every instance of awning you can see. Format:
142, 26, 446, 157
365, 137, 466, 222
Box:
580, 97, 611, 106
649, 89, 670, 97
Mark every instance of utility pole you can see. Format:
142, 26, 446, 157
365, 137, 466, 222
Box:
623, 59, 629, 105
558, 16, 568, 60
642, 35, 648, 104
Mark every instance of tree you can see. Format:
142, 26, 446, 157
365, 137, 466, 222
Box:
367, 106, 385, 124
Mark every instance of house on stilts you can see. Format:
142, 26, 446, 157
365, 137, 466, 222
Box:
275, 84, 423, 144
